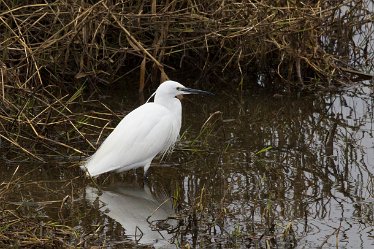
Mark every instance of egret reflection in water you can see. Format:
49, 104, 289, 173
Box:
85, 184, 177, 248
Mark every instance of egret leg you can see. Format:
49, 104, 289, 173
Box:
143, 162, 151, 182
144, 162, 151, 176
143, 175, 149, 186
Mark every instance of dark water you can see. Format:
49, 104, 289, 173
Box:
1, 83, 374, 248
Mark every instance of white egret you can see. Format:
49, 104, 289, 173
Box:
82, 80, 212, 177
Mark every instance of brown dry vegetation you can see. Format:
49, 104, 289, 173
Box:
1, 0, 373, 89
0, 0, 373, 174
0, 1, 372, 167
0, 1, 373, 246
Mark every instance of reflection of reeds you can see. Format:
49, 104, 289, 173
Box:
0, 209, 78, 247
0, 166, 78, 247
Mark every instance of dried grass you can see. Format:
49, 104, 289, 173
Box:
0, 0, 373, 159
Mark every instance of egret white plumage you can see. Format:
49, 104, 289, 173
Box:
82, 80, 212, 177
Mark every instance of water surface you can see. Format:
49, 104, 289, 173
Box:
1, 83, 373, 248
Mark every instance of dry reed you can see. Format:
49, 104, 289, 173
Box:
0, 0, 373, 158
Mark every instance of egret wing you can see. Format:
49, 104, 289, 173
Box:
84, 103, 176, 176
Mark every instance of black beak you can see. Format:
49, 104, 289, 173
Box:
181, 87, 214, 95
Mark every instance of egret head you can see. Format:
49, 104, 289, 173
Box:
156, 80, 213, 99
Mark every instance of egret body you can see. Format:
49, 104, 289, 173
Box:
83, 80, 211, 177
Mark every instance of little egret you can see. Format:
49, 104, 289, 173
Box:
82, 80, 212, 177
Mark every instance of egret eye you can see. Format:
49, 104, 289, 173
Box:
176, 87, 182, 91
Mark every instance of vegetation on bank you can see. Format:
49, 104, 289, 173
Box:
0, 1, 373, 246
0, 0, 372, 174
1, 0, 373, 91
